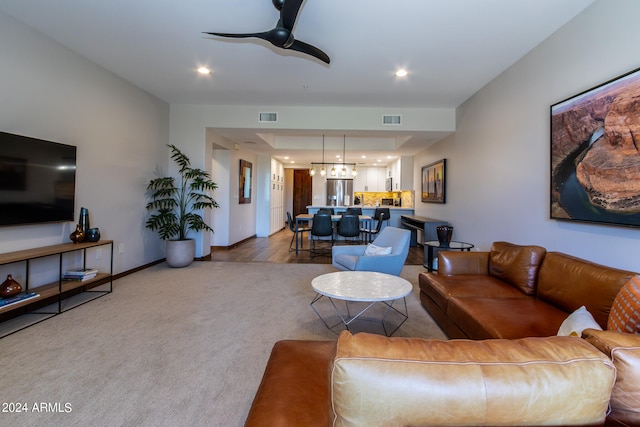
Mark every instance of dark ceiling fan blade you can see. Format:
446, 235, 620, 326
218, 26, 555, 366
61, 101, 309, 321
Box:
206, 27, 294, 48
203, 31, 270, 40
281, 0, 304, 30
289, 39, 330, 64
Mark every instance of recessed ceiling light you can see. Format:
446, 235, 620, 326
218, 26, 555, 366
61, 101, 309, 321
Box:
290, 161, 295, 164
284, 156, 290, 160
395, 68, 408, 77
197, 67, 211, 75
361, 155, 366, 159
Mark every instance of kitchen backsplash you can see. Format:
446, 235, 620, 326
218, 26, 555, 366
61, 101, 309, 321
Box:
354, 190, 414, 208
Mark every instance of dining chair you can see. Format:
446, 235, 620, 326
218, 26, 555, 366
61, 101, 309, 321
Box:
361, 211, 387, 243
310, 213, 334, 256
287, 211, 311, 252
373, 207, 391, 228
345, 207, 362, 215
318, 208, 334, 215
337, 214, 361, 244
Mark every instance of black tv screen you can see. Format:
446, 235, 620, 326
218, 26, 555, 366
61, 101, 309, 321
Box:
0, 132, 76, 226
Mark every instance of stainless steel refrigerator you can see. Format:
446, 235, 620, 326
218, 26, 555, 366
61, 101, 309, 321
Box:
326, 179, 353, 207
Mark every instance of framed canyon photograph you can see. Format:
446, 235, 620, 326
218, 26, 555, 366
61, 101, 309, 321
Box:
421, 159, 446, 203
551, 67, 640, 227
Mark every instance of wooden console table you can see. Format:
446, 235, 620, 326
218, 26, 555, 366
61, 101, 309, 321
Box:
400, 215, 448, 247
0, 241, 113, 338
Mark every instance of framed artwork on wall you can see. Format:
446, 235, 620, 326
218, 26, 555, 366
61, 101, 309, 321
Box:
550, 66, 640, 227
239, 159, 252, 204
421, 159, 446, 203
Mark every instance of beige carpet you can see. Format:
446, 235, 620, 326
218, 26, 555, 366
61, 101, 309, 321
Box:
0, 261, 445, 427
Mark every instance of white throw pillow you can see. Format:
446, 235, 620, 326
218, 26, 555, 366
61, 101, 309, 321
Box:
364, 244, 392, 256
557, 306, 602, 337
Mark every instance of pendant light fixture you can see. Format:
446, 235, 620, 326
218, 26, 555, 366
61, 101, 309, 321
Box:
320, 135, 326, 176
309, 135, 328, 177
309, 134, 355, 177
341, 135, 347, 177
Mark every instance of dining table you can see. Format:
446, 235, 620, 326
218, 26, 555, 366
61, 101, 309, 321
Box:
294, 214, 373, 255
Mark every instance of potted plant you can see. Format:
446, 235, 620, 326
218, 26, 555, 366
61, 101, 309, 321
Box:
145, 144, 219, 267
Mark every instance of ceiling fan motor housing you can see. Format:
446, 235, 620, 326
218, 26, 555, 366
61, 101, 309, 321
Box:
271, 27, 295, 48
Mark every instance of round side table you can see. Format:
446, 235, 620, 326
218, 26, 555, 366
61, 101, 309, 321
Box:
424, 240, 474, 272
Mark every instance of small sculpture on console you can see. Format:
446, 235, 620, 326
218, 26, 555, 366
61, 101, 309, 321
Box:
0, 274, 22, 298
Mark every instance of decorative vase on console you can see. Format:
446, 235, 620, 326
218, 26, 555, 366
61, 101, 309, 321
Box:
86, 227, 101, 242
436, 225, 453, 247
0, 274, 22, 298
70, 224, 85, 243
79, 207, 90, 234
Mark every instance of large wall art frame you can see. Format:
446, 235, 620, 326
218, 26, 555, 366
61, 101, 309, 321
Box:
550, 66, 640, 228
421, 159, 446, 203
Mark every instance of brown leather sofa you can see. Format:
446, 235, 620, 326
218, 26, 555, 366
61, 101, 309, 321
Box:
418, 241, 636, 339
245, 330, 626, 426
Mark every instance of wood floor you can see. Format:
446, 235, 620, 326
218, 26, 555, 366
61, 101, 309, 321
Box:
210, 227, 426, 265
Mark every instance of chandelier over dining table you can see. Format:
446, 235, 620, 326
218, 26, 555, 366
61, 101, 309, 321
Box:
309, 135, 357, 178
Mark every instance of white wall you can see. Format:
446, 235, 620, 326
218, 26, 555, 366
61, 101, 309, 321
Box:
256, 155, 272, 237
413, 0, 640, 272
0, 12, 169, 274
284, 169, 294, 220
211, 149, 230, 247
208, 144, 258, 247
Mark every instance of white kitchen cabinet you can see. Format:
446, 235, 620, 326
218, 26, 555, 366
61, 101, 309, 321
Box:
355, 166, 395, 192
366, 167, 386, 192
353, 168, 367, 192
390, 156, 414, 190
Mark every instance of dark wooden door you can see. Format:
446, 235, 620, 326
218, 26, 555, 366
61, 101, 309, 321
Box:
293, 169, 313, 217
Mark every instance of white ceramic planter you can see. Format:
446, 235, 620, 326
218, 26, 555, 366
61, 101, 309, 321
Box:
165, 239, 195, 268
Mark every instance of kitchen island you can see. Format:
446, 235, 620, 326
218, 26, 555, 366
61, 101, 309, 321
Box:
306, 206, 414, 229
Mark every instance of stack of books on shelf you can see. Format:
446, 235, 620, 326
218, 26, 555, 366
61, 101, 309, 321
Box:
0, 292, 39, 308
62, 268, 98, 281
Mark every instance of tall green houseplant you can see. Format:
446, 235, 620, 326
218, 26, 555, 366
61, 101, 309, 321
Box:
146, 145, 219, 266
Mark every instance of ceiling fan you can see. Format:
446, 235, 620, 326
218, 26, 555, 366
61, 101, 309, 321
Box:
203, 0, 330, 64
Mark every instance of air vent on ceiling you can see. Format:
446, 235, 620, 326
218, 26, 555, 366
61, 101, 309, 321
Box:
382, 114, 402, 125
259, 112, 278, 123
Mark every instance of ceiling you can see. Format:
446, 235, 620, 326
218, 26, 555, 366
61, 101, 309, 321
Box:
0, 0, 595, 167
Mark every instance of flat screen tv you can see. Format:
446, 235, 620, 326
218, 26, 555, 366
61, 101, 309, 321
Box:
0, 132, 76, 226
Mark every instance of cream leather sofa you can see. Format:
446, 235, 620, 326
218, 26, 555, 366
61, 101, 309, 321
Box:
582, 328, 640, 427
244, 330, 638, 426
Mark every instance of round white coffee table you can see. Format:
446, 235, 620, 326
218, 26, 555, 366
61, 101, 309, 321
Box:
310, 271, 412, 336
